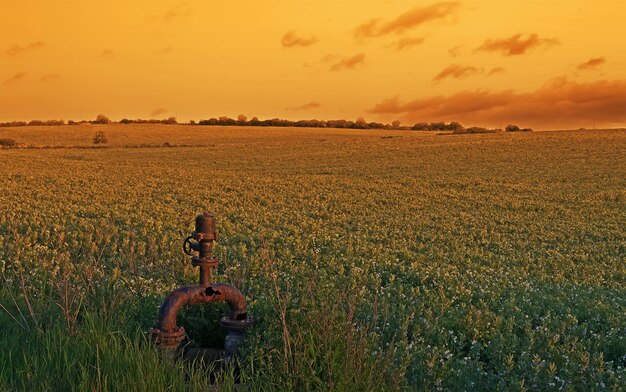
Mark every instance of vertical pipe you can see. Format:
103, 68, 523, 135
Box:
199, 265, 211, 287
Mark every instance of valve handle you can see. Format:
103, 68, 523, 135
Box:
183, 235, 195, 255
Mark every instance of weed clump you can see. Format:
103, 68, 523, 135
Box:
92, 131, 108, 144
0, 138, 17, 147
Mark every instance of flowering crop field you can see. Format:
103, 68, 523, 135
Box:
0, 126, 624, 391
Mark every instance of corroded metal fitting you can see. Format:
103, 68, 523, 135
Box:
194, 212, 218, 240
148, 326, 186, 347
183, 213, 218, 256
191, 256, 219, 268
151, 212, 252, 365
183, 212, 220, 286
220, 316, 254, 332
220, 316, 254, 360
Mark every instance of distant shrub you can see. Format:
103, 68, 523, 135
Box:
447, 121, 465, 133
412, 123, 431, 131
93, 114, 111, 124
0, 138, 17, 147
353, 117, 367, 129
367, 122, 385, 129
429, 122, 446, 131
163, 142, 171, 147
93, 131, 108, 144
505, 124, 532, 132
219, 116, 237, 126
0, 121, 27, 127
199, 118, 218, 126
44, 119, 65, 126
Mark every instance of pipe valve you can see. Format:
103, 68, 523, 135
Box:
183, 212, 219, 285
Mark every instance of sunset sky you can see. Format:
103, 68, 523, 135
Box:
1, 0, 625, 129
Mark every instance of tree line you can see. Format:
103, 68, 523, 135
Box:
0, 114, 532, 132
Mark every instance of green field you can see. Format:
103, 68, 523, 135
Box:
1, 126, 625, 391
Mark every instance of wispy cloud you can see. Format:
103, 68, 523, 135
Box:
487, 67, 505, 76
162, 2, 191, 22
387, 37, 426, 51
3, 72, 26, 86
475, 34, 559, 56
577, 57, 605, 71
6, 41, 46, 56
281, 31, 317, 48
330, 53, 366, 71
150, 108, 168, 117
448, 45, 463, 57
97, 50, 115, 59
354, 2, 459, 39
40, 74, 61, 82
368, 76, 626, 128
155, 46, 174, 55
433, 64, 480, 81
288, 101, 321, 111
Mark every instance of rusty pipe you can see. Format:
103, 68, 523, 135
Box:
151, 212, 252, 362
157, 283, 248, 332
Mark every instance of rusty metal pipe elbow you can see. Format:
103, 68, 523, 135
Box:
157, 283, 248, 332
151, 213, 253, 363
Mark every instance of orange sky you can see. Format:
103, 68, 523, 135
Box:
1, 0, 625, 129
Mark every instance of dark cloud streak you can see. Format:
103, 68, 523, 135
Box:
150, 108, 168, 117
6, 41, 46, 56
288, 101, 321, 111
330, 54, 366, 71
388, 37, 425, 51
3, 72, 26, 86
433, 64, 480, 81
475, 34, 559, 56
354, 2, 459, 39
369, 77, 626, 128
487, 67, 505, 76
577, 57, 605, 71
281, 31, 317, 48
